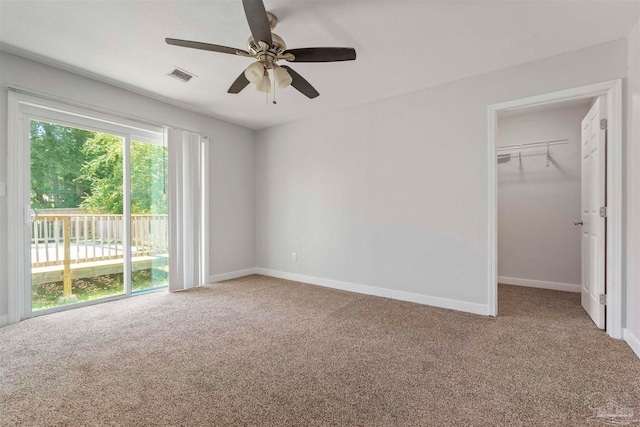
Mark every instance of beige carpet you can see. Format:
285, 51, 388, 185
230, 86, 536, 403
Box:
1, 275, 639, 426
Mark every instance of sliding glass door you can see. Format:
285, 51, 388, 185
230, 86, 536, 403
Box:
18, 101, 167, 317
30, 120, 126, 310
129, 139, 169, 293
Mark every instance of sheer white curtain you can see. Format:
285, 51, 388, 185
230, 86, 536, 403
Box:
167, 128, 203, 291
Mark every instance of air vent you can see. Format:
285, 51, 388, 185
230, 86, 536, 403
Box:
167, 67, 196, 82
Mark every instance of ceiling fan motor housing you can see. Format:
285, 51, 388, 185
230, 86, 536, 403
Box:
248, 33, 287, 69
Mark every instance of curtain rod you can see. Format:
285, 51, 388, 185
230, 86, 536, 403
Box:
7, 85, 212, 140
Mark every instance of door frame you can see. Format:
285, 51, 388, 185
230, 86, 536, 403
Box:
487, 79, 623, 339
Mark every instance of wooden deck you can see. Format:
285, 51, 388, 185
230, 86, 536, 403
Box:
32, 255, 168, 285
30, 213, 168, 292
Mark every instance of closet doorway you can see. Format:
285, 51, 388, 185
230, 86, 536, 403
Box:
487, 80, 623, 339
496, 97, 606, 326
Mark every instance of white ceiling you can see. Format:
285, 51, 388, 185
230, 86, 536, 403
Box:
1, 1, 639, 130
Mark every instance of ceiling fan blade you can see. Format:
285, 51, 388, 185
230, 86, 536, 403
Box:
242, 0, 273, 46
283, 47, 356, 63
281, 66, 319, 99
228, 72, 250, 94
166, 38, 250, 56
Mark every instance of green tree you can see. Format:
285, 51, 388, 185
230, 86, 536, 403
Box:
79, 133, 124, 214
29, 120, 167, 215
130, 141, 168, 215
79, 137, 167, 215
30, 121, 94, 208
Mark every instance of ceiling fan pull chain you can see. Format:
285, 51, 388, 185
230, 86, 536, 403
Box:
273, 74, 277, 104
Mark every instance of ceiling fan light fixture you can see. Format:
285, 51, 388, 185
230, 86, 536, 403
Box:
273, 66, 292, 89
256, 73, 271, 93
244, 61, 265, 85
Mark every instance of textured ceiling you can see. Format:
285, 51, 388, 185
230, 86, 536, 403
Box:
1, 1, 639, 130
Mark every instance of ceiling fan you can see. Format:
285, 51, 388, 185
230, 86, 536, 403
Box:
166, 0, 356, 100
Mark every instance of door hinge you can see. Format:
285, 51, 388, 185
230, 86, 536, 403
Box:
600, 119, 608, 130
599, 294, 607, 305
599, 206, 608, 218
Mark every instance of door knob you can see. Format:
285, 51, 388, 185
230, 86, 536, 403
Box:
574, 220, 584, 226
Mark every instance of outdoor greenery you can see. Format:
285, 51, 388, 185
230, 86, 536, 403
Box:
32, 267, 169, 311
30, 120, 169, 309
30, 120, 167, 214
30, 121, 93, 209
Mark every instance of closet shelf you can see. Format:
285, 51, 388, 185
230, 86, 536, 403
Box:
497, 139, 568, 168
497, 138, 568, 154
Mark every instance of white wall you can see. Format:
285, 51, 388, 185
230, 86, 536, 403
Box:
0, 51, 256, 321
255, 39, 627, 313
497, 104, 590, 289
625, 18, 640, 355
0, 33, 636, 347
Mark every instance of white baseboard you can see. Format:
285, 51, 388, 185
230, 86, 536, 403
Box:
498, 276, 580, 293
255, 268, 489, 316
390, 289, 489, 315
623, 329, 640, 359
207, 267, 257, 284
0, 315, 8, 328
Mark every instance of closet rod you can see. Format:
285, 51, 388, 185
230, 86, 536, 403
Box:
497, 138, 568, 153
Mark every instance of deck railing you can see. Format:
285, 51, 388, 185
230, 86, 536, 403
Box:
31, 214, 169, 267
32, 213, 168, 298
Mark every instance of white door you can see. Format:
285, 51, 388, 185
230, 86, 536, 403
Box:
580, 96, 606, 329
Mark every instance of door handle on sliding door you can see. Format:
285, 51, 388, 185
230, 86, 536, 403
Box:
25, 208, 38, 224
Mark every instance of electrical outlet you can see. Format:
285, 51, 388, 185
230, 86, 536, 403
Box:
292, 253, 297, 262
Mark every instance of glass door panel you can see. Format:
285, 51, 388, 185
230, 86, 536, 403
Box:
130, 140, 169, 293
30, 120, 125, 310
